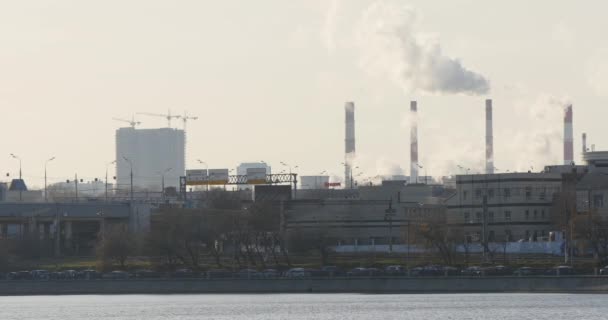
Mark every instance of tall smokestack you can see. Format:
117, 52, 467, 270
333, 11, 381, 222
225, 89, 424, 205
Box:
410, 101, 418, 183
582, 133, 587, 154
485, 99, 494, 174
345, 102, 355, 188
564, 104, 573, 165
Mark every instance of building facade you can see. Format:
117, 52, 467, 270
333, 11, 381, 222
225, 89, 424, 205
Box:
116, 127, 185, 191
446, 173, 563, 243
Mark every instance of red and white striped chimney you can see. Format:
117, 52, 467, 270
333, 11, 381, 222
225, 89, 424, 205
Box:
485, 99, 494, 174
563, 104, 573, 165
410, 101, 418, 183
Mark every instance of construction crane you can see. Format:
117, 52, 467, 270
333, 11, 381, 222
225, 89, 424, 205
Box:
181, 111, 198, 132
112, 116, 141, 129
137, 109, 181, 128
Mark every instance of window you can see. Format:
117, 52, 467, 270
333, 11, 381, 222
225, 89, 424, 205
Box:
488, 189, 495, 199
525, 187, 532, 200
539, 188, 546, 200
525, 230, 530, 240
462, 190, 468, 200
532, 231, 538, 242
475, 189, 482, 199
503, 188, 511, 199
525, 210, 530, 220
594, 194, 604, 208
505, 229, 512, 242
541, 209, 546, 218
464, 212, 471, 223
505, 211, 512, 221
533, 210, 538, 219
476, 212, 482, 222
488, 211, 494, 223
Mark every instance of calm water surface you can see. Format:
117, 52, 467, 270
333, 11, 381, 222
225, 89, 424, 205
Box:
0, 293, 606, 320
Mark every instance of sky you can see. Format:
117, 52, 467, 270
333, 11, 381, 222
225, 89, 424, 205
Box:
1, 0, 608, 188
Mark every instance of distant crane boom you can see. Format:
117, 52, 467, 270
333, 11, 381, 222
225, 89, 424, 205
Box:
112, 116, 141, 129
137, 109, 181, 128
181, 111, 198, 132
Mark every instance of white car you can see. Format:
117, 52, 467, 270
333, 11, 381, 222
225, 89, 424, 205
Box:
284, 268, 309, 278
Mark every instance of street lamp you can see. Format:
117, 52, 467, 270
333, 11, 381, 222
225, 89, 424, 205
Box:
105, 160, 116, 202
10, 154, 22, 201
45, 156, 55, 202
122, 156, 134, 202
197, 159, 209, 192
158, 168, 172, 200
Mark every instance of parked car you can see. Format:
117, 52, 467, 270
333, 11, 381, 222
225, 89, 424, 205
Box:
600, 266, 608, 275
134, 269, 163, 279
31, 270, 50, 280
206, 269, 234, 279
385, 265, 405, 276
484, 265, 512, 276
171, 268, 197, 278
102, 270, 130, 280
461, 266, 483, 276
320, 266, 345, 277
259, 269, 279, 278
513, 267, 545, 276
546, 266, 576, 276
285, 268, 309, 278
77, 269, 101, 280
237, 269, 260, 279
419, 265, 445, 277
347, 267, 369, 277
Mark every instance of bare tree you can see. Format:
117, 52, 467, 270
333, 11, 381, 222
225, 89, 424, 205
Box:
96, 224, 135, 270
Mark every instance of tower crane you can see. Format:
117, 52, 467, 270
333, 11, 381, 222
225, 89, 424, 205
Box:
181, 111, 198, 132
112, 116, 141, 129
137, 109, 181, 128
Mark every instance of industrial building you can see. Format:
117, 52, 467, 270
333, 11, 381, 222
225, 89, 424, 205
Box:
115, 127, 185, 191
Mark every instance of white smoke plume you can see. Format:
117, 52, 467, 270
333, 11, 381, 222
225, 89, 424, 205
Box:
321, 0, 341, 54
355, 0, 490, 95
509, 94, 571, 171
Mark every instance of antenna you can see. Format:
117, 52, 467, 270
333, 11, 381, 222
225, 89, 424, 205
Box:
112, 115, 141, 129
137, 109, 181, 128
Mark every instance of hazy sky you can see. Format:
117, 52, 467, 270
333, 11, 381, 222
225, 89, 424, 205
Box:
2, 0, 608, 187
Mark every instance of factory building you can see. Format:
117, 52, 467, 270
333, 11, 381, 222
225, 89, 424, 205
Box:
446, 173, 563, 243
115, 127, 185, 191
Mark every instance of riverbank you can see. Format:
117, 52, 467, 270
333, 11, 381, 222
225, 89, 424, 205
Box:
1, 276, 608, 295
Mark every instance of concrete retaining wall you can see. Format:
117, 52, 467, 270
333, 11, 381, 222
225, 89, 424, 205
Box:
1, 277, 608, 295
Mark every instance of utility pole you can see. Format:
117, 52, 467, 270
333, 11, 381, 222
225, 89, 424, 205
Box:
74, 173, 79, 201
44, 156, 55, 202
384, 198, 397, 254
10, 154, 22, 201
105, 160, 116, 202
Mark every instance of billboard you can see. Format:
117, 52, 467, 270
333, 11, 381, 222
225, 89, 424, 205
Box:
208, 169, 230, 185
246, 167, 267, 185
186, 169, 208, 185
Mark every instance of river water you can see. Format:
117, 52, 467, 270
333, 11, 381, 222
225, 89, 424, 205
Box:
0, 293, 606, 319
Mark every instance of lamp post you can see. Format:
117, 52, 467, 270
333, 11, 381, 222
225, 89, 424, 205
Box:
122, 156, 134, 202
105, 160, 116, 202
10, 153, 22, 201
384, 198, 397, 254
158, 168, 172, 201
45, 156, 55, 202
197, 159, 209, 192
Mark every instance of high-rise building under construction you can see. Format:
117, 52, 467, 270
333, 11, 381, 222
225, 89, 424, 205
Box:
115, 127, 185, 191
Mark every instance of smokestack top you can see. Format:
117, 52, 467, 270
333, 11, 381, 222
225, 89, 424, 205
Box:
564, 104, 573, 122
345, 101, 355, 112
410, 100, 417, 111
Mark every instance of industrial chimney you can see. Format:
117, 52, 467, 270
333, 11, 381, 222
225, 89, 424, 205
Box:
344, 102, 355, 188
485, 99, 494, 174
410, 101, 419, 183
582, 133, 587, 154
563, 105, 573, 165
